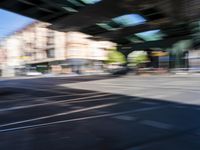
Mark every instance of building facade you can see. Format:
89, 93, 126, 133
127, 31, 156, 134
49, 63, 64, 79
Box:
1, 22, 115, 76
0, 48, 6, 76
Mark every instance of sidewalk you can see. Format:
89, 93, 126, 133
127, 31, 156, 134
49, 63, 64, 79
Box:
0, 72, 110, 81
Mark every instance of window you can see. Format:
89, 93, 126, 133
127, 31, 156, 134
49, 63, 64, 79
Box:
135, 30, 165, 41
46, 49, 55, 58
80, 0, 101, 4
96, 23, 115, 31
97, 14, 146, 31
112, 14, 146, 27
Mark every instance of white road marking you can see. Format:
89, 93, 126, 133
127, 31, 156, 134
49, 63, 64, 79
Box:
2, 85, 101, 96
0, 93, 112, 112
140, 120, 173, 130
0, 102, 118, 128
0, 91, 99, 103
113, 115, 137, 121
0, 105, 166, 133
66, 96, 122, 104
2, 86, 73, 95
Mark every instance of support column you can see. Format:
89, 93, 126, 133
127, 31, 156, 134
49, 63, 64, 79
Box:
118, 49, 130, 69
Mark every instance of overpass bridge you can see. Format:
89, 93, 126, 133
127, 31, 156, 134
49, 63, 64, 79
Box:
0, 0, 199, 55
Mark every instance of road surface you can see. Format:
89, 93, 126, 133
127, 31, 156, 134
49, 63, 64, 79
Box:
0, 75, 200, 150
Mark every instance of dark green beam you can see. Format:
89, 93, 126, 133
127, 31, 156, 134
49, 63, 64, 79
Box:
118, 36, 190, 54
93, 24, 158, 41
49, 0, 139, 31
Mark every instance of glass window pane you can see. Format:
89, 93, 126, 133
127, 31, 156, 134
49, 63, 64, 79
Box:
96, 23, 116, 31
112, 14, 146, 27
80, 0, 101, 4
135, 30, 165, 41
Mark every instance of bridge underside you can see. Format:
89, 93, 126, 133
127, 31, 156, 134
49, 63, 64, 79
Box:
0, 0, 200, 53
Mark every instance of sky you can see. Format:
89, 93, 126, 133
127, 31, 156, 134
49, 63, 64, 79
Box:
0, 9, 35, 38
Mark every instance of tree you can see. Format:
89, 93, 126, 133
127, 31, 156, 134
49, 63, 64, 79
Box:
128, 51, 149, 67
106, 49, 126, 64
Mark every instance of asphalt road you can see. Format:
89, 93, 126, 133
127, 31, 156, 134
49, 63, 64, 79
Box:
0, 75, 200, 150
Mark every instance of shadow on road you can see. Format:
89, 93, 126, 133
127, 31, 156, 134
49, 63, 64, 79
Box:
0, 76, 200, 150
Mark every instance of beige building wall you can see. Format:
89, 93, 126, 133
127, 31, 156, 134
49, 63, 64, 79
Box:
1, 35, 23, 77
4, 35, 22, 67
54, 31, 66, 60
65, 32, 114, 60
22, 22, 51, 62
88, 41, 115, 61
0, 48, 6, 71
1, 22, 115, 76
65, 32, 90, 59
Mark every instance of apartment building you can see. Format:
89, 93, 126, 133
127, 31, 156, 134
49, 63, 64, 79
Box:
0, 48, 6, 76
1, 21, 114, 76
